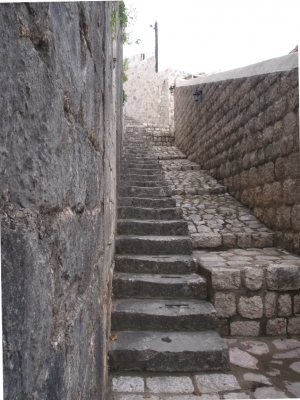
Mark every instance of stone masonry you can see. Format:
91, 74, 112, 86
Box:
174, 53, 299, 254
0, 3, 122, 399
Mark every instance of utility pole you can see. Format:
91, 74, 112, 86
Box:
154, 21, 158, 72
150, 21, 158, 72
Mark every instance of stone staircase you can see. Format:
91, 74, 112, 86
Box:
108, 132, 229, 372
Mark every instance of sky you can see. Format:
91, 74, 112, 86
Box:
123, 0, 300, 75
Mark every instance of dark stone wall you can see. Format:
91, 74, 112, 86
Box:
0, 3, 122, 399
174, 58, 299, 254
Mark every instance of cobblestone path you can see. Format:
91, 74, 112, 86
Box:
108, 128, 300, 399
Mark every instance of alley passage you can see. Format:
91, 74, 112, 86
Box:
108, 124, 300, 399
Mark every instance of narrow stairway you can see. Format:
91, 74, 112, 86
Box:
108, 131, 229, 372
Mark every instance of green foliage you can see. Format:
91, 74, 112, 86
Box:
123, 90, 128, 104
123, 57, 129, 83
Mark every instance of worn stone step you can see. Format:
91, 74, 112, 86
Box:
116, 235, 192, 255
115, 254, 197, 274
120, 174, 165, 182
111, 299, 217, 331
122, 168, 162, 175
113, 273, 206, 299
108, 330, 229, 372
121, 180, 168, 188
117, 219, 188, 236
118, 206, 183, 220
122, 163, 161, 169
118, 197, 176, 208
120, 186, 172, 198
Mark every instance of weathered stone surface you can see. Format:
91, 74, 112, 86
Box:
214, 293, 236, 318
211, 268, 241, 290
243, 267, 264, 290
266, 264, 300, 290
278, 294, 292, 316
243, 373, 272, 385
294, 295, 300, 314
287, 317, 300, 334
265, 292, 277, 318
285, 382, 300, 398
194, 373, 240, 393
238, 296, 263, 319
1, 3, 121, 398
266, 318, 287, 335
108, 331, 229, 372
272, 338, 300, 350
229, 347, 258, 369
147, 376, 194, 393
112, 377, 144, 393
253, 386, 288, 398
223, 393, 250, 399
273, 348, 300, 359
230, 321, 260, 336
241, 341, 269, 355
290, 361, 300, 373
111, 299, 217, 331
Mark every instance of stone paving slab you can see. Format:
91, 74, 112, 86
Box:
152, 146, 187, 160
174, 193, 274, 249
108, 335, 300, 399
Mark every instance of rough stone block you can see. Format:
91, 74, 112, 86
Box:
194, 373, 241, 394
244, 267, 264, 290
266, 264, 300, 290
214, 293, 236, 317
278, 294, 292, 317
265, 292, 277, 318
294, 295, 300, 314
266, 318, 287, 335
211, 268, 241, 290
147, 376, 194, 393
238, 296, 263, 319
230, 321, 260, 336
112, 376, 144, 393
288, 317, 300, 335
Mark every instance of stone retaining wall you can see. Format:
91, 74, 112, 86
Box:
174, 53, 300, 254
0, 3, 122, 398
195, 248, 300, 336
125, 118, 175, 146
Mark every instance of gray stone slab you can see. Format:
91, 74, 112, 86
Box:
113, 273, 207, 299
117, 219, 188, 236
118, 206, 183, 220
114, 254, 197, 274
112, 376, 144, 392
115, 235, 193, 255
111, 299, 217, 331
146, 376, 194, 393
108, 331, 229, 371
194, 373, 240, 393
119, 197, 176, 208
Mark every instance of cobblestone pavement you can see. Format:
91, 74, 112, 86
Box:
174, 193, 274, 250
108, 336, 300, 399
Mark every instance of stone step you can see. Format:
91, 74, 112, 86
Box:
113, 273, 206, 299
117, 219, 188, 236
108, 330, 229, 372
120, 186, 172, 198
122, 168, 162, 175
120, 174, 165, 182
116, 235, 192, 255
111, 299, 217, 331
115, 254, 197, 274
122, 163, 161, 169
118, 197, 176, 208
121, 180, 168, 188
118, 206, 183, 220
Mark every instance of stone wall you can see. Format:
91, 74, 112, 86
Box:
174, 53, 300, 254
124, 55, 190, 144
0, 3, 122, 399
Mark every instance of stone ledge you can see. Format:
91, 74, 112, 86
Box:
194, 248, 300, 336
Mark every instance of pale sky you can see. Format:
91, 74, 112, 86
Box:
123, 0, 300, 75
